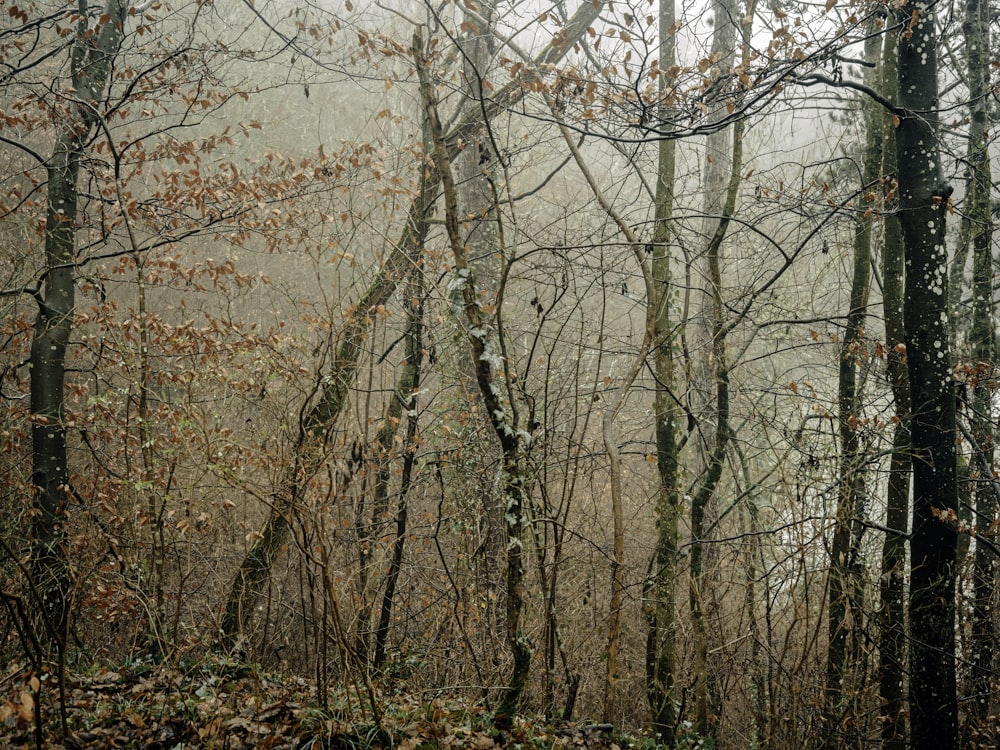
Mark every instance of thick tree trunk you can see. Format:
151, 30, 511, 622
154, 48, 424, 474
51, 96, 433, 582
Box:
896, 2, 959, 747
877, 26, 910, 749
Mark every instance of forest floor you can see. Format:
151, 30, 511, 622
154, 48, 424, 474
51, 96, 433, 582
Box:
0, 657, 658, 749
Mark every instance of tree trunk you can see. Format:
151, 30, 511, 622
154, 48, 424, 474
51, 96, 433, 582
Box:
686, 119, 740, 743
457, 0, 507, 663
896, 2, 959, 746
963, 0, 995, 736
356, 261, 425, 663
536, 60, 660, 729
877, 27, 910, 750
372, 267, 425, 670
220, 0, 603, 648
31, 0, 129, 649
415, 33, 533, 726
647, 0, 680, 740
689, 0, 737, 731
823, 27, 880, 749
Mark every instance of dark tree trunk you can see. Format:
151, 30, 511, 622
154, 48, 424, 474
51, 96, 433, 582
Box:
371, 268, 424, 670
878, 32, 910, 750
963, 0, 996, 734
877, 25, 910, 750
31, 0, 128, 647
896, 2, 959, 747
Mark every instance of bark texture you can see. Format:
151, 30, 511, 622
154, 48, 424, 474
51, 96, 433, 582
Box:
896, 3, 959, 747
823, 27, 880, 749
646, 0, 680, 741
877, 28, 909, 750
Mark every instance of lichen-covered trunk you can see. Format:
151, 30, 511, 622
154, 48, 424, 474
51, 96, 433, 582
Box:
896, 3, 959, 747
822, 28, 881, 749
877, 27, 909, 750
457, 0, 507, 659
415, 33, 532, 726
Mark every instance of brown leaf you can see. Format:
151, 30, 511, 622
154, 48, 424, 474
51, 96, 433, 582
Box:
18, 691, 34, 723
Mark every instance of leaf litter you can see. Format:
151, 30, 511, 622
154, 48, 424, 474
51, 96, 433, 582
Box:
1, 659, 647, 749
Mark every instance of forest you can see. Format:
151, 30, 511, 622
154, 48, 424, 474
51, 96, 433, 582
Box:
0, 0, 995, 747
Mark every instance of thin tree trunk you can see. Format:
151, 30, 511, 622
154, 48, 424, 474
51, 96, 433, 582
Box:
220, 0, 603, 648
963, 0, 995, 736
416, 33, 535, 726
823, 28, 881, 749
896, 1, 959, 746
647, 0, 680, 740
534, 70, 659, 728
357, 262, 425, 664
687, 114, 741, 741
30, 0, 129, 649
372, 268, 424, 670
